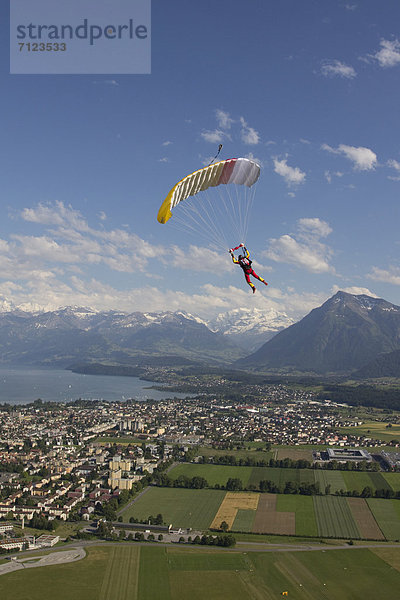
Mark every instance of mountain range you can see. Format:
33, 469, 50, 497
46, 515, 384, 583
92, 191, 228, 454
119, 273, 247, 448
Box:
244, 292, 400, 375
0, 307, 249, 367
210, 307, 293, 352
0, 292, 399, 376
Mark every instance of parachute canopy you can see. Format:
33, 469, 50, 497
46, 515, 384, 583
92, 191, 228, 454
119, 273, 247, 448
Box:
157, 157, 260, 224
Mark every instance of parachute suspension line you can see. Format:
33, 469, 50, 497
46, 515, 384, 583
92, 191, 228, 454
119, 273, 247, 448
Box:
169, 179, 258, 253
207, 144, 223, 166
172, 197, 228, 251
241, 181, 257, 243
201, 190, 232, 247
218, 185, 242, 244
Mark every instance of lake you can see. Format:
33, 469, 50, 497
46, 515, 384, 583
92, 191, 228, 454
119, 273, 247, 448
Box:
0, 366, 187, 405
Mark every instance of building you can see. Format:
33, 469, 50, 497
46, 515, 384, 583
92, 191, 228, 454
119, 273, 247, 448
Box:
36, 534, 60, 547
326, 448, 372, 462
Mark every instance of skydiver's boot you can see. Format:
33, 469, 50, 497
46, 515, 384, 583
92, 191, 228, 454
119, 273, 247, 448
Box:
251, 285, 256, 294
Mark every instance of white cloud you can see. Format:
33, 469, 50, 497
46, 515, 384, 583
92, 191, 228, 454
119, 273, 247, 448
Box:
371, 39, 400, 68
387, 159, 400, 180
273, 158, 306, 186
244, 152, 263, 167
324, 170, 344, 183
159, 157, 169, 163
322, 143, 377, 171
200, 129, 227, 144
240, 117, 260, 145
13, 202, 167, 277
264, 218, 334, 273
21, 201, 90, 231
368, 266, 400, 286
92, 79, 119, 86
331, 285, 378, 297
215, 109, 234, 130
167, 245, 230, 273
0, 274, 327, 322
321, 60, 356, 79
162, 140, 172, 146
297, 218, 332, 239
388, 158, 400, 172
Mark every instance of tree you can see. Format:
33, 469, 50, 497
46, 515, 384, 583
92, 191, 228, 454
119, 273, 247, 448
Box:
220, 521, 229, 533
97, 521, 112, 538
226, 478, 243, 491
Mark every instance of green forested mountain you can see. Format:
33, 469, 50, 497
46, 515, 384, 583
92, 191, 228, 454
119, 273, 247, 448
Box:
243, 292, 400, 375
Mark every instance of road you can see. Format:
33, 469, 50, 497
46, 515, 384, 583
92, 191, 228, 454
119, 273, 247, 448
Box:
0, 547, 85, 576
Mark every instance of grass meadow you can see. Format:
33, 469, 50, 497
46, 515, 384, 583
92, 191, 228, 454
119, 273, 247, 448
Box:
120, 470, 400, 540
367, 499, 400, 541
121, 487, 225, 530
276, 494, 318, 537
169, 463, 253, 488
168, 462, 400, 495
2, 544, 400, 600
383, 472, 400, 492
339, 421, 400, 442
196, 446, 273, 462
313, 496, 360, 539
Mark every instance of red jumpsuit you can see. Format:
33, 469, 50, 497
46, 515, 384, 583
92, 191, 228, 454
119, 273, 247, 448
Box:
231, 248, 268, 293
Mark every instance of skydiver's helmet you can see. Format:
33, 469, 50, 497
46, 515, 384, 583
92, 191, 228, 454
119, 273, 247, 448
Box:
238, 255, 243, 260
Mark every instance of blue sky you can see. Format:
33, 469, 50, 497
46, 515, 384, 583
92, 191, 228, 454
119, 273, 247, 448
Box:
1, 0, 400, 321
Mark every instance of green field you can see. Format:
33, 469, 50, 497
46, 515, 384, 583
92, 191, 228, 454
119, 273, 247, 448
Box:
232, 509, 256, 532
367, 499, 400, 541
196, 446, 273, 462
170, 463, 316, 489
169, 463, 253, 487
313, 495, 360, 539
138, 546, 170, 600
121, 487, 225, 530
368, 471, 393, 491
276, 494, 318, 537
341, 470, 377, 493
314, 469, 347, 493
2, 544, 400, 599
169, 461, 400, 494
339, 421, 400, 442
383, 472, 400, 492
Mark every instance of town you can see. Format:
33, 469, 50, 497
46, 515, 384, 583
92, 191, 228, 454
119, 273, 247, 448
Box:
1, 377, 399, 553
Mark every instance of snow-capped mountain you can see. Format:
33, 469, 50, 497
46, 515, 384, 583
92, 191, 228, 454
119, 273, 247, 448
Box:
210, 307, 294, 352
0, 307, 245, 367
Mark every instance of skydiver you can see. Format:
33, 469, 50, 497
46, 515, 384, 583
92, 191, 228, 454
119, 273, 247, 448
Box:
229, 244, 268, 294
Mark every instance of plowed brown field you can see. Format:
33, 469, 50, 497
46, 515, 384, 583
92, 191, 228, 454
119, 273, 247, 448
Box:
252, 493, 295, 535
347, 497, 384, 540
